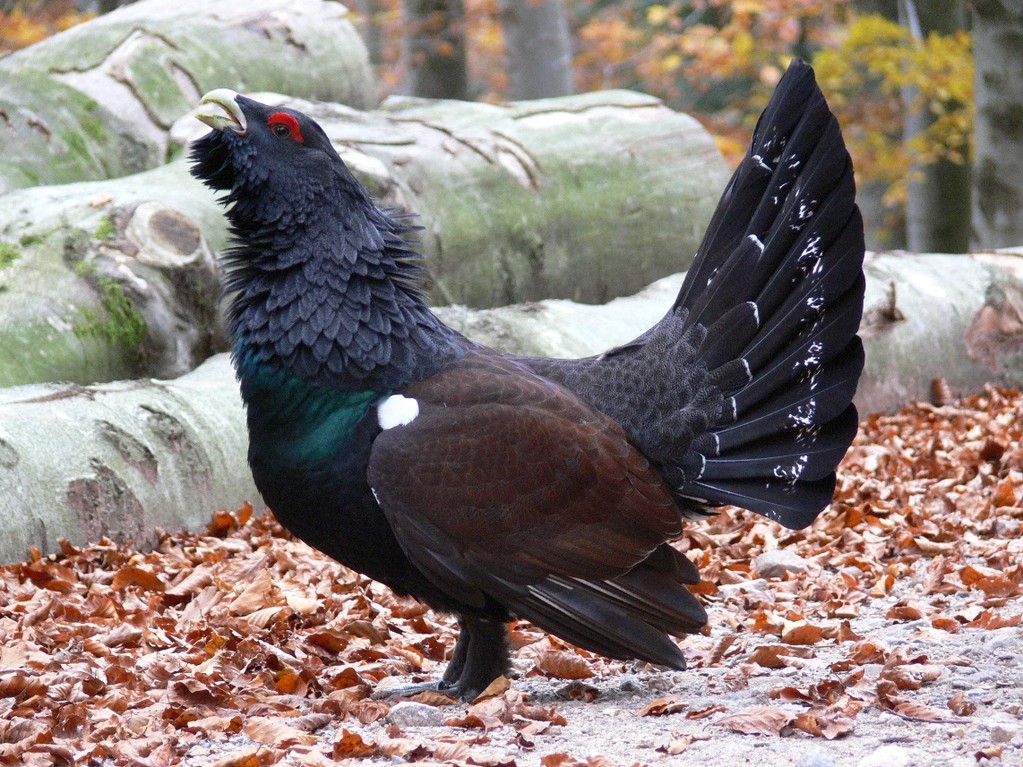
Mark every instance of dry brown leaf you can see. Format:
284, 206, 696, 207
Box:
967, 611, 1022, 630
229, 571, 279, 616
184, 714, 244, 735
111, 566, 165, 593
790, 708, 855, 739
540, 753, 586, 767
410, 689, 460, 707
716, 705, 793, 735
531, 649, 595, 680
948, 692, 977, 716
443, 713, 491, 730
244, 716, 317, 747
876, 680, 953, 722
657, 734, 694, 754
747, 644, 814, 668
349, 699, 391, 724
636, 695, 687, 717
208, 746, 267, 767
332, 728, 379, 759
473, 675, 511, 700
781, 619, 823, 645
686, 704, 727, 719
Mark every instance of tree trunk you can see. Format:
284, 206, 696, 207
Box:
498, 0, 574, 100
971, 0, 1023, 249
899, 0, 971, 253
352, 0, 387, 69
0, 0, 376, 194
852, 0, 907, 251
401, 0, 469, 99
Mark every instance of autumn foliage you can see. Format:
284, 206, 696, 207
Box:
0, 1, 92, 51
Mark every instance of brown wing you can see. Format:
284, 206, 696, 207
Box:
366, 350, 684, 610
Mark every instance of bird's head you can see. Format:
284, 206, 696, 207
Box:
190, 90, 364, 208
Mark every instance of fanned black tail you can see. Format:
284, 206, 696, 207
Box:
527, 59, 865, 531
667, 59, 864, 529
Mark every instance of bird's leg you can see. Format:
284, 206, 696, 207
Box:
374, 619, 472, 699
376, 617, 510, 702
439, 619, 471, 686
449, 616, 510, 702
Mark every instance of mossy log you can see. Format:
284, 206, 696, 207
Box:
0, 355, 260, 563
3, 252, 1022, 563
0, 0, 375, 193
226, 90, 730, 308
1, 92, 727, 388
0, 161, 226, 388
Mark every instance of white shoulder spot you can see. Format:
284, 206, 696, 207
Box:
377, 394, 420, 430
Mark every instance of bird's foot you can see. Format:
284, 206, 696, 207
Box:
372, 677, 460, 700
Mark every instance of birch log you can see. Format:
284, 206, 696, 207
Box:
0, 0, 375, 193
0, 354, 260, 563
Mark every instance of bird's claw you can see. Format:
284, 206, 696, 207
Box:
371, 678, 459, 700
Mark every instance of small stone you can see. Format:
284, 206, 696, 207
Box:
753, 550, 811, 578
986, 632, 1020, 651
855, 745, 914, 767
385, 701, 445, 728
718, 578, 769, 596
799, 744, 835, 767
985, 713, 1021, 744
991, 725, 1015, 743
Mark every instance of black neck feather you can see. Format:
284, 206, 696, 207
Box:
221, 179, 465, 391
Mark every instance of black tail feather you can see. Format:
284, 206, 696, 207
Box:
732, 278, 864, 414
669, 60, 865, 529
696, 340, 863, 455
686, 472, 839, 530
673, 62, 824, 311
697, 404, 860, 483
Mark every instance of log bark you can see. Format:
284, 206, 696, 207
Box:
0, 354, 261, 564
0, 161, 227, 388
0, 0, 376, 193
4, 252, 1022, 562
341, 90, 727, 307
0, 90, 726, 389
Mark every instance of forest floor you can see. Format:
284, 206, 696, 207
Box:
0, 387, 1021, 767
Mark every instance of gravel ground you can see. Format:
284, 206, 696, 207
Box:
179, 557, 1023, 767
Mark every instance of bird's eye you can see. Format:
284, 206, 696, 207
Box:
267, 112, 304, 144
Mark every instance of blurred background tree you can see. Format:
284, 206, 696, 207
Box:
3, 0, 1020, 253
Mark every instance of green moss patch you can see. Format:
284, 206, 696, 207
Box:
74, 276, 147, 355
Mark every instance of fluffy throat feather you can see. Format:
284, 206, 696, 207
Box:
222, 201, 464, 391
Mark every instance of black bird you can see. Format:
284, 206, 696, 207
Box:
190, 60, 864, 701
